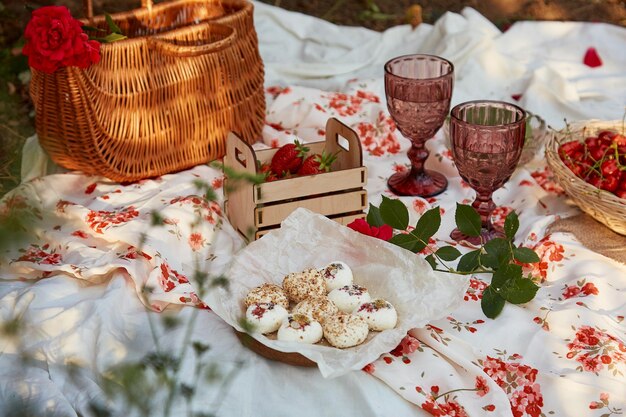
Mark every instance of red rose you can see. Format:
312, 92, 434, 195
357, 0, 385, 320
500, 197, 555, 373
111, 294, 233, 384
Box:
23, 6, 100, 73
347, 218, 393, 241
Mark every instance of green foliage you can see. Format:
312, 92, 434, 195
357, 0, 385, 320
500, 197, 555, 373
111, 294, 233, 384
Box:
379, 195, 409, 230
86, 14, 128, 43
365, 199, 541, 319
454, 203, 481, 237
366, 203, 384, 227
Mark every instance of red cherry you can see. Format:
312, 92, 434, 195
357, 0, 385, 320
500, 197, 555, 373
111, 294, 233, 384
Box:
567, 164, 584, 178
611, 133, 626, 147
601, 159, 619, 177
587, 174, 602, 188
561, 140, 584, 154
615, 190, 626, 199
599, 176, 619, 192
598, 130, 617, 141
589, 146, 608, 161
585, 136, 599, 148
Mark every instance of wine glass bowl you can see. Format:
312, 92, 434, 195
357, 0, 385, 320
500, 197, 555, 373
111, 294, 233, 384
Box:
449, 100, 526, 244
385, 54, 454, 197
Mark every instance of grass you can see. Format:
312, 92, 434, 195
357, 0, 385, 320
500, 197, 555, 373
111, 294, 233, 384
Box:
0, 1, 34, 198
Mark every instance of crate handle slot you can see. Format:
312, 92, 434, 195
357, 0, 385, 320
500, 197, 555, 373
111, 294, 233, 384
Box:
325, 118, 363, 171
226, 132, 257, 175
235, 148, 247, 168
337, 135, 350, 152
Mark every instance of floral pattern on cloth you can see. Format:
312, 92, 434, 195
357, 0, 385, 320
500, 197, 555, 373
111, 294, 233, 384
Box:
2, 81, 626, 417
262, 83, 401, 157
0, 168, 239, 311
346, 81, 626, 414
565, 326, 625, 376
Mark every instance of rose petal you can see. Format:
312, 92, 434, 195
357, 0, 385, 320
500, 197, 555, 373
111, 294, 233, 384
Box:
583, 47, 602, 68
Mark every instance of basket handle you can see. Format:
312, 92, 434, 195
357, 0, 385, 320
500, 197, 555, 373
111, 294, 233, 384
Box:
149, 24, 236, 58
83, 0, 153, 21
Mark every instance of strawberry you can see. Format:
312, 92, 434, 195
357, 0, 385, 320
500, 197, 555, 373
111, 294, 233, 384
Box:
297, 152, 337, 176
259, 162, 279, 182
270, 140, 309, 176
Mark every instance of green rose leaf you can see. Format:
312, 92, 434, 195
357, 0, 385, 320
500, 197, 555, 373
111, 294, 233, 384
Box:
455, 204, 481, 237
366, 203, 385, 227
457, 249, 481, 272
380, 196, 409, 230
481, 286, 506, 319
491, 263, 522, 289
105, 13, 123, 35
501, 276, 540, 304
425, 254, 437, 270
414, 207, 441, 242
100, 33, 128, 43
82, 25, 106, 33
513, 247, 540, 264
389, 234, 419, 252
482, 238, 511, 268
504, 211, 519, 240
435, 246, 462, 261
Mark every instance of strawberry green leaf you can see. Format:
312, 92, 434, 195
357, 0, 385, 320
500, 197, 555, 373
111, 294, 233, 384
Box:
435, 246, 461, 261
380, 196, 409, 230
513, 247, 540, 264
455, 204, 481, 237
366, 204, 385, 227
481, 286, 505, 319
504, 211, 519, 240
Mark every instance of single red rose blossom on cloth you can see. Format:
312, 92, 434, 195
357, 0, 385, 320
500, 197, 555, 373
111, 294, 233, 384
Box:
347, 218, 393, 241
22, 6, 101, 73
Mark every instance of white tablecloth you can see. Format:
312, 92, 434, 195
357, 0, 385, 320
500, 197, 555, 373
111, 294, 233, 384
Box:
2, 3, 625, 416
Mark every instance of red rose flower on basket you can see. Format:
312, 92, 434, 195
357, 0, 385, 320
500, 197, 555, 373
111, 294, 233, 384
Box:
23, 6, 101, 73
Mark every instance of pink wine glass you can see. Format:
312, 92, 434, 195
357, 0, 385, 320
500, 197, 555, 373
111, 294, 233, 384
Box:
385, 54, 454, 196
449, 100, 526, 244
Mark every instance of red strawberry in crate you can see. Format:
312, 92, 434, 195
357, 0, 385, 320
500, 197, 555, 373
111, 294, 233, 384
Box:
270, 140, 310, 176
297, 152, 338, 176
259, 162, 279, 182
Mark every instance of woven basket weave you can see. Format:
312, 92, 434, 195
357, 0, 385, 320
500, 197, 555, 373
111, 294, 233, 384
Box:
29, 0, 265, 182
545, 120, 626, 235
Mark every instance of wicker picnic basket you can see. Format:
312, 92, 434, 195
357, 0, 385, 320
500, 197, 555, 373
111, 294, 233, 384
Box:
29, 0, 265, 182
545, 120, 626, 235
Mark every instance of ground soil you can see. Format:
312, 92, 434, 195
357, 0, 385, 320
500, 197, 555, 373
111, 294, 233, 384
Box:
0, 0, 624, 195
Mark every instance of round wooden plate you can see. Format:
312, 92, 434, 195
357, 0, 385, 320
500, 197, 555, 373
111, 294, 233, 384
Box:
234, 330, 317, 367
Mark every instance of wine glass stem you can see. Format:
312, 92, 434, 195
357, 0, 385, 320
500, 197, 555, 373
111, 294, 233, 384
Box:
407, 141, 429, 176
472, 192, 496, 231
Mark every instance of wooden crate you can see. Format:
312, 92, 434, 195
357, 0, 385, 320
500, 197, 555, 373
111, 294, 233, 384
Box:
224, 118, 367, 241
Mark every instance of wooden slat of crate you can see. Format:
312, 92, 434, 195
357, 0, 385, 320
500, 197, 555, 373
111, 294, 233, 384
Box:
254, 167, 367, 204
254, 212, 366, 240
254, 190, 367, 227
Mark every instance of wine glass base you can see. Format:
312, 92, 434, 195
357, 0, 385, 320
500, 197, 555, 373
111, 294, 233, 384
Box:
450, 227, 505, 245
387, 169, 448, 197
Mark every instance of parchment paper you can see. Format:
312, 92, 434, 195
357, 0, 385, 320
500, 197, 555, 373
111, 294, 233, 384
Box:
205, 208, 470, 378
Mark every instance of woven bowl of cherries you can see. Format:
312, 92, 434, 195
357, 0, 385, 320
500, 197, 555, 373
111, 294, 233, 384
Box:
545, 120, 626, 235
